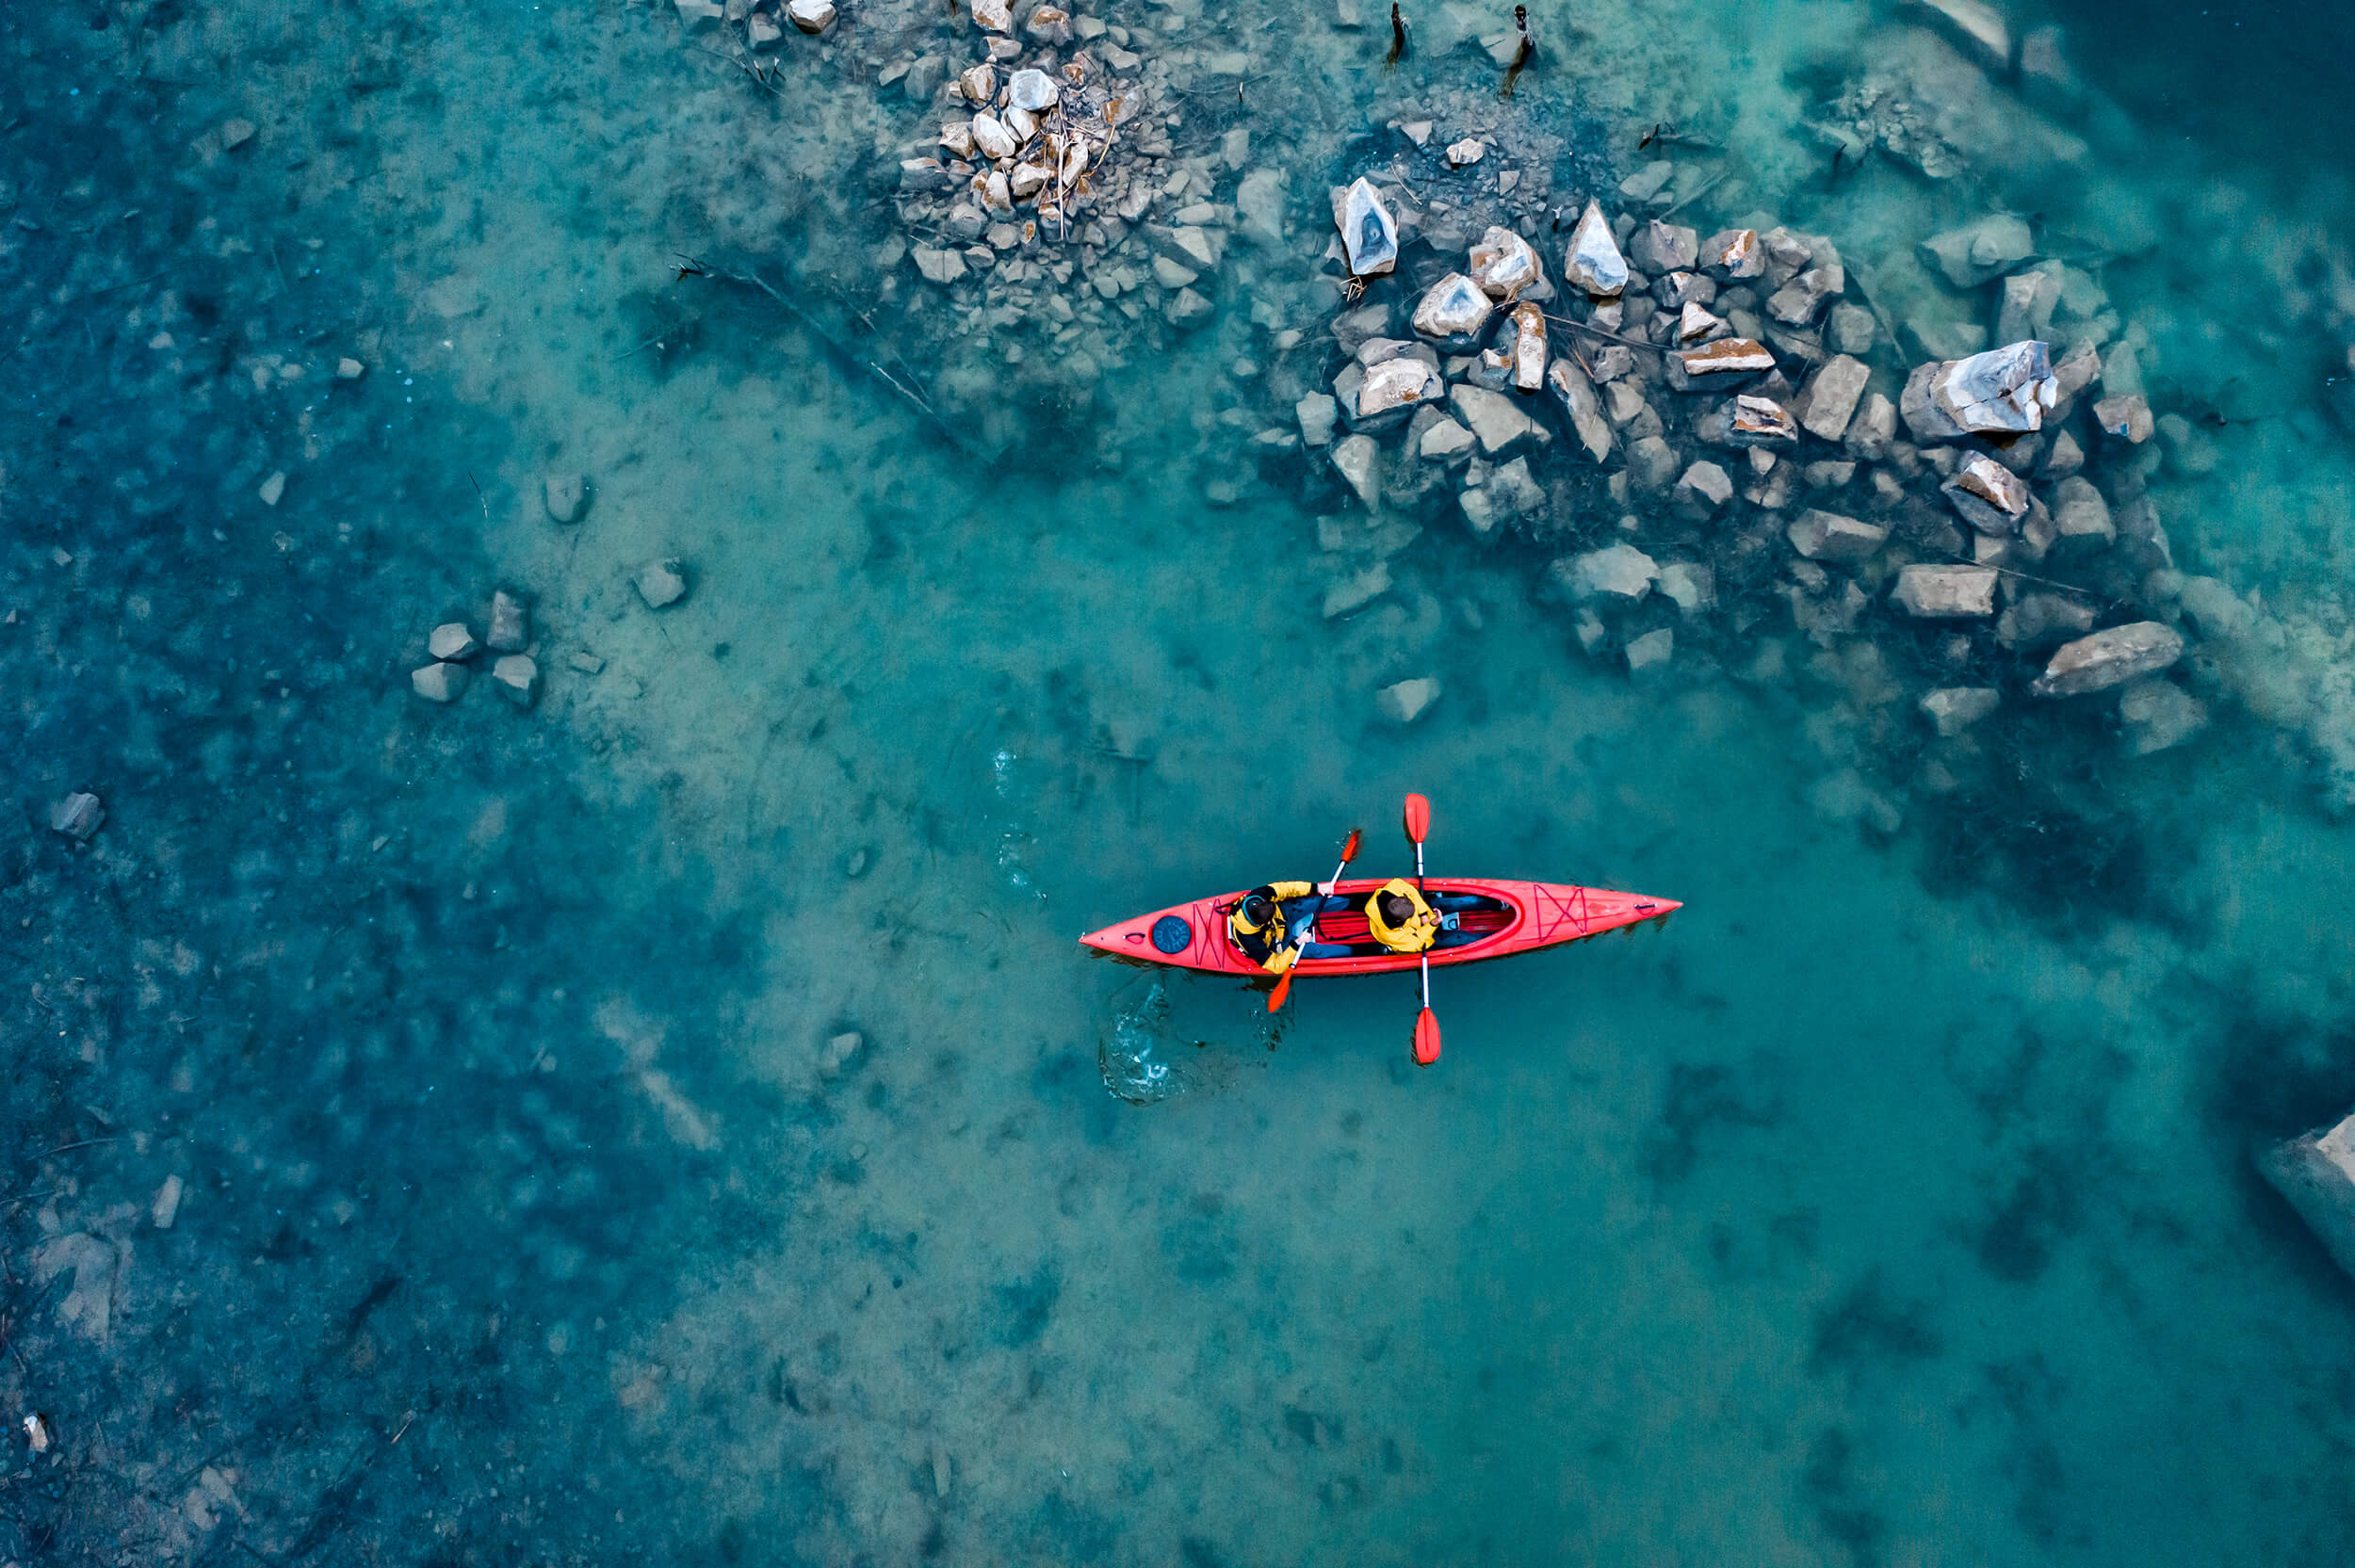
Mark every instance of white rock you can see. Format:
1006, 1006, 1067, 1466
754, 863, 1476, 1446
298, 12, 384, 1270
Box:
1675, 301, 1726, 343
1411, 273, 1493, 341
2260, 1111, 2355, 1285
2031, 622, 2184, 698
1546, 358, 1612, 463
411, 663, 468, 703
1920, 214, 2034, 287
1007, 68, 1060, 110
1656, 562, 1713, 614
336, 357, 366, 380
1333, 178, 1399, 277
1152, 255, 1198, 289
258, 471, 286, 507
820, 1029, 865, 1078
1024, 5, 1074, 44
1673, 461, 1733, 513
1786, 509, 1888, 563
1562, 543, 1658, 602
1445, 137, 1485, 168
1504, 303, 1547, 393
493, 654, 540, 708
544, 472, 587, 523
750, 0, 785, 33
971, 0, 1012, 30
1625, 627, 1674, 677
2051, 475, 2115, 548
1766, 266, 1843, 326
960, 64, 998, 104
787, 0, 836, 32
1920, 687, 2000, 736
48, 791, 104, 840
914, 247, 967, 284
1377, 676, 1442, 723
1564, 199, 1627, 297
1935, 340, 2057, 435
1331, 433, 1382, 509
1448, 384, 1540, 455
1675, 338, 1775, 378
1468, 225, 1546, 300
487, 589, 529, 653
1296, 392, 1340, 447
1891, 565, 1999, 619
1357, 356, 1442, 418
1942, 453, 2031, 535
972, 112, 1017, 161
1008, 162, 1049, 200
2119, 679, 2208, 755
429, 622, 479, 661
635, 558, 690, 609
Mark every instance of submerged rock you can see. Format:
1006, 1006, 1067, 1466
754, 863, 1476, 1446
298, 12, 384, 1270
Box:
2120, 679, 2208, 754
1007, 67, 1060, 110
2094, 394, 2154, 444
429, 622, 479, 661
1561, 543, 1658, 602
1565, 200, 1628, 298
1941, 454, 2030, 534
1296, 392, 1340, 447
493, 654, 541, 708
48, 791, 104, 841
544, 473, 588, 524
1892, 564, 1998, 618
1377, 676, 1442, 723
1920, 214, 2033, 288
635, 558, 690, 609
1333, 179, 1399, 277
1920, 687, 2000, 736
1469, 226, 1546, 300
1787, 509, 1889, 563
1800, 355, 1870, 441
1357, 356, 1442, 418
1936, 340, 2057, 435
411, 662, 469, 703
1625, 627, 1675, 678
488, 590, 529, 653
1674, 461, 1733, 515
1331, 433, 1382, 508
787, 0, 836, 32
1411, 273, 1493, 342
1676, 338, 1776, 379
2030, 622, 2184, 697
2260, 1111, 2355, 1285
1450, 384, 1542, 455
1630, 219, 1698, 276
1701, 228, 1763, 280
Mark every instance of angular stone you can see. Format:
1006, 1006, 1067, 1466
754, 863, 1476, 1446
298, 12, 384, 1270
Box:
1627, 435, 1680, 492
1331, 433, 1382, 509
1676, 338, 1775, 379
787, 0, 836, 32
960, 63, 998, 105
1023, 6, 1073, 45
429, 622, 479, 661
1629, 219, 1698, 276
2030, 622, 2184, 698
1892, 564, 1999, 618
1997, 592, 2098, 651
1334, 178, 1399, 277
487, 590, 529, 653
1720, 395, 1798, 446
1625, 627, 1675, 677
1827, 303, 1876, 356
1936, 340, 2058, 435
1446, 137, 1485, 168
914, 246, 967, 285
1844, 393, 1896, 460
1546, 359, 1612, 463
492, 654, 540, 708
1357, 356, 1442, 418
411, 662, 468, 703
1410, 273, 1493, 342
2051, 475, 2115, 548
635, 558, 689, 609
2119, 679, 2208, 755
1564, 200, 1628, 298
1657, 271, 1717, 311
1449, 384, 1542, 455
971, 112, 1017, 161
1920, 687, 2000, 736
1324, 559, 1390, 617
1378, 676, 1442, 724
1674, 461, 1733, 514
1164, 287, 1213, 328
1676, 301, 1727, 344
1503, 303, 1548, 393
1766, 266, 1843, 326
1468, 225, 1546, 301
1793, 356, 1867, 444
1786, 509, 1888, 563
2094, 394, 2154, 444
1419, 416, 1476, 463
1700, 228, 1763, 280
971, 0, 1012, 30
1560, 543, 1658, 602
1296, 392, 1340, 448
1007, 67, 1060, 110
48, 791, 104, 840
1941, 454, 2031, 536
1657, 562, 1713, 614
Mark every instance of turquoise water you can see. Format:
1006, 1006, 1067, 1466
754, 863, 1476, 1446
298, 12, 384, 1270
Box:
8, 0, 2355, 1561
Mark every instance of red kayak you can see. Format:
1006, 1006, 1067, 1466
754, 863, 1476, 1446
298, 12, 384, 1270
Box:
1079, 877, 1681, 978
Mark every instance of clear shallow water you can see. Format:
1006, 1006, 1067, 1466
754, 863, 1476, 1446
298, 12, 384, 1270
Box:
8, 0, 2355, 1562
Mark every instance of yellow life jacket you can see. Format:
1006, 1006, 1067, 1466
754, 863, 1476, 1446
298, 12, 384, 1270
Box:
1364, 877, 1438, 953
1229, 881, 1316, 973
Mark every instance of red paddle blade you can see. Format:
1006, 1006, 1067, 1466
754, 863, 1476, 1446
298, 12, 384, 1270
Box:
1340, 828, 1362, 862
1412, 1007, 1441, 1065
1404, 793, 1432, 845
1268, 967, 1295, 1012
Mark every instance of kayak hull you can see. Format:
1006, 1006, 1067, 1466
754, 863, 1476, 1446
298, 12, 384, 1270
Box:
1078, 878, 1680, 978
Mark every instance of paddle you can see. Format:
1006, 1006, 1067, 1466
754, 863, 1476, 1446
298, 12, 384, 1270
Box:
1403, 794, 1440, 1064
1268, 828, 1361, 1013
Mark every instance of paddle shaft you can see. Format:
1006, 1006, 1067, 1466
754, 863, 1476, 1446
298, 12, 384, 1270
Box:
1272, 830, 1362, 1011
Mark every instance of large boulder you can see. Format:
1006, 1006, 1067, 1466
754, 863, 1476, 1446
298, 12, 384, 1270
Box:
1557, 543, 1658, 603
1564, 200, 1628, 298
1799, 355, 1871, 442
1333, 179, 1399, 277
1449, 384, 1543, 455
1410, 273, 1494, 343
2030, 622, 2185, 697
1468, 226, 1547, 300
1891, 564, 1999, 618
1786, 509, 1889, 563
1908, 341, 2058, 440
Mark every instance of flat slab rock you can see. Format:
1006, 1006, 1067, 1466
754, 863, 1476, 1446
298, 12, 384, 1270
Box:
2030, 621, 2184, 697
1892, 564, 1999, 618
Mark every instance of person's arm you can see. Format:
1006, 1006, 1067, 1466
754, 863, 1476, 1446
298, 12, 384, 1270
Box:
1266, 880, 1317, 899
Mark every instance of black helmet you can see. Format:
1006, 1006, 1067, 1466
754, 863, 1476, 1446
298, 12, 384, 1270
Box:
1241, 893, 1276, 928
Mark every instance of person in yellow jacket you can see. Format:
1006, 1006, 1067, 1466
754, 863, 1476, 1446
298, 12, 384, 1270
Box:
1228, 881, 1353, 974
1365, 878, 1490, 954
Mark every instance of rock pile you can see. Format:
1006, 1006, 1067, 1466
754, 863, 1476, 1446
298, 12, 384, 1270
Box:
411, 589, 541, 710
